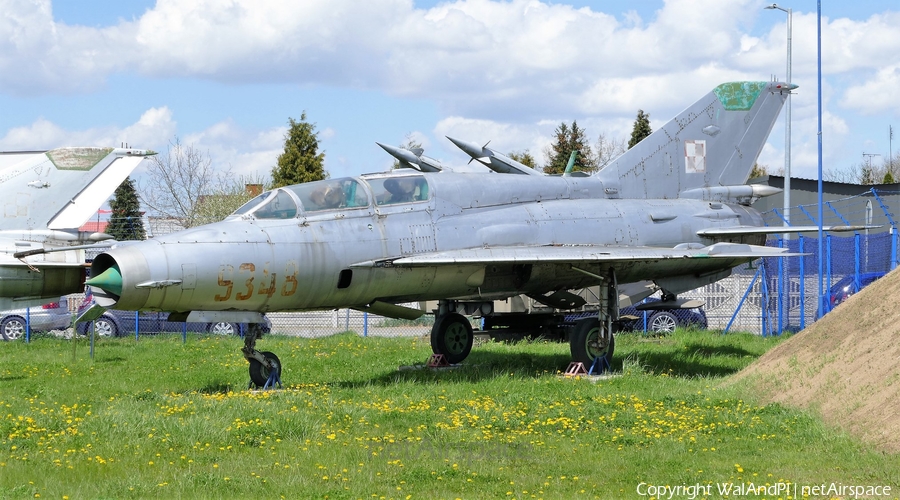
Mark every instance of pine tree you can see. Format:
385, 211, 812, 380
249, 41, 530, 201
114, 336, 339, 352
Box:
106, 177, 146, 240
628, 109, 652, 149
271, 112, 326, 187
543, 121, 596, 174
507, 150, 537, 169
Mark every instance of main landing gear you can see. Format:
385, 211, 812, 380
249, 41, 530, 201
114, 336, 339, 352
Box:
242, 323, 282, 389
429, 269, 620, 372
430, 306, 475, 364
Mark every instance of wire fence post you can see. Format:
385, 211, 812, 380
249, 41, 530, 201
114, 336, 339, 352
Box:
893, 227, 899, 270
760, 263, 770, 337
854, 233, 861, 292
825, 234, 832, 314
799, 235, 806, 330
777, 238, 784, 335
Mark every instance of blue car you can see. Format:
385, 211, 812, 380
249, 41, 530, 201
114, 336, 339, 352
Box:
828, 272, 885, 309
76, 291, 269, 337
565, 298, 708, 334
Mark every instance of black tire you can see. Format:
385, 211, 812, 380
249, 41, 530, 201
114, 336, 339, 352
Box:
430, 313, 474, 364
249, 351, 281, 387
92, 316, 119, 337
569, 317, 615, 369
648, 311, 678, 334
208, 322, 237, 335
1, 316, 26, 341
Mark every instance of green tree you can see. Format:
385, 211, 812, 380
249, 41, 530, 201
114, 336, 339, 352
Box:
749, 163, 768, 179
628, 109, 652, 149
271, 112, 326, 187
392, 133, 423, 170
195, 174, 271, 226
543, 120, 596, 174
507, 150, 537, 169
107, 177, 146, 240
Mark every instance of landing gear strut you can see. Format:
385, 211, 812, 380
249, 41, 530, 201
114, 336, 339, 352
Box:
568, 268, 618, 372
431, 301, 475, 364
242, 323, 282, 389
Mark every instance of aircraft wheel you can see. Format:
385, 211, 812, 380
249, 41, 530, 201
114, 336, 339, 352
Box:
249, 351, 282, 387
570, 318, 615, 368
431, 313, 474, 364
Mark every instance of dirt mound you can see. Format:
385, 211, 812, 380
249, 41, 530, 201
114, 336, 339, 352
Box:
733, 268, 900, 452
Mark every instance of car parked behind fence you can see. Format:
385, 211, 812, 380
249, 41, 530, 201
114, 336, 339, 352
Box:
1, 297, 72, 341
565, 298, 708, 334
76, 292, 270, 337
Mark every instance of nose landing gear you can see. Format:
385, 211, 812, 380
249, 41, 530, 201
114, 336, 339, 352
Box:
242, 323, 282, 389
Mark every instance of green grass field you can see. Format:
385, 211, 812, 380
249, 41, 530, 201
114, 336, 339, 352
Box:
2, 330, 898, 499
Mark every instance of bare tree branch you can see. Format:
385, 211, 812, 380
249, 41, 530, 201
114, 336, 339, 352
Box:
140, 137, 236, 229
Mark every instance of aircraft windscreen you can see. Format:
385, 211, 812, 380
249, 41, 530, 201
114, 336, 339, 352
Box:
286, 178, 369, 212
232, 192, 273, 216
368, 175, 429, 205
252, 189, 298, 219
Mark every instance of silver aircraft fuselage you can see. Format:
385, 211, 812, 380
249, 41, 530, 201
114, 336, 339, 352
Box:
91, 172, 764, 314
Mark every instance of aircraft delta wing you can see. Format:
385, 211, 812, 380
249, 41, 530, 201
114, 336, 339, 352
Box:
0, 147, 154, 309
83, 80, 825, 387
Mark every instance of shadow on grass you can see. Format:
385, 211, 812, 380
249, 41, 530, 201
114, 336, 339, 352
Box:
197, 382, 236, 394
618, 341, 761, 378
334, 349, 615, 389
95, 356, 127, 363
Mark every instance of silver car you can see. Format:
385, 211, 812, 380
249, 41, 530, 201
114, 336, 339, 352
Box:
1, 297, 73, 341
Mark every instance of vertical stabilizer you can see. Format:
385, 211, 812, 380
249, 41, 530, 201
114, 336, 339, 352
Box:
0, 147, 153, 231
595, 81, 792, 199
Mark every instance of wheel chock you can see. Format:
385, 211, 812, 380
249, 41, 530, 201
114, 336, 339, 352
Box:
427, 354, 450, 368
564, 362, 588, 377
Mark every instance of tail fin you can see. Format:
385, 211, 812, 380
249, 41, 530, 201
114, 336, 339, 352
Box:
0, 147, 154, 232
595, 81, 792, 199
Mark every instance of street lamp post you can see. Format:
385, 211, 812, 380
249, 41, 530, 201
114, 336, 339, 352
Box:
765, 3, 792, 231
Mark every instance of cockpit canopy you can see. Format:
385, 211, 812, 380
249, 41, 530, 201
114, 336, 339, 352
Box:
230, 175, 430, 219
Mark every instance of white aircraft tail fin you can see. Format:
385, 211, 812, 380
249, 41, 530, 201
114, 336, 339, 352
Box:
595, 81, 792, 199
0, 147, 153, 232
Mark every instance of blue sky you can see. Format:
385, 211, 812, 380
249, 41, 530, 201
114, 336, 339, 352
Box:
2, 0, 900, 193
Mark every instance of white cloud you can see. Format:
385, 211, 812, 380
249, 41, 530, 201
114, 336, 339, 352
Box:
0, 107, 175, 151
3, 0, 900, 180
840, 64, 900, 115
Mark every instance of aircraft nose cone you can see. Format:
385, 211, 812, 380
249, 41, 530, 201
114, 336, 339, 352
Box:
85, 265, 123, 297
